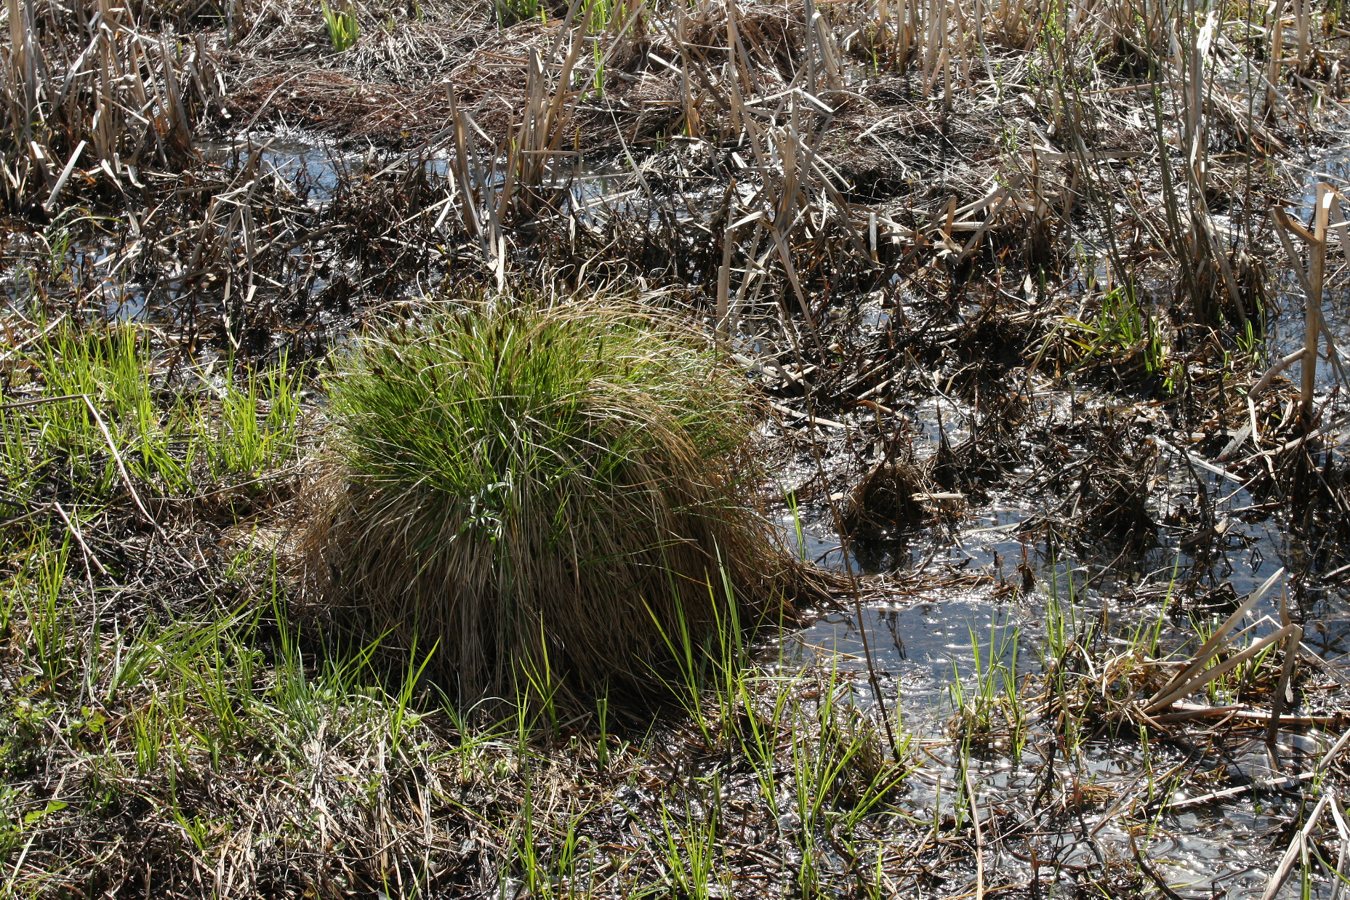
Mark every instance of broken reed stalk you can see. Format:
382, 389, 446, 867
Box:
1273, 185, 1347, 426
1302, 184, 1330, 423
1144, 567, 1283, 714
1261, 790, 1342, 900
1266, 2, 1285, 115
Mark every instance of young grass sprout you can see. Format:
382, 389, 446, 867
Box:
320, 0, 360, 51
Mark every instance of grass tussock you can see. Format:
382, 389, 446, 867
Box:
302, 298, 805, 708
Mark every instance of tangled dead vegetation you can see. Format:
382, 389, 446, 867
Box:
1, 0, 221, 215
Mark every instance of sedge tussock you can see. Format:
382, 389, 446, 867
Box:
302, 297, 808, 709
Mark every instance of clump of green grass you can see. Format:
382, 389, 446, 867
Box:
320, 0, 360, 51
0, 323, 301, 508
494, 0, 545, 27
303, 299, 803, 709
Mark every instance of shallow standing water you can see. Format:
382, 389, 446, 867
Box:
764, 143, 1350, 895
778, 485, 1346, 893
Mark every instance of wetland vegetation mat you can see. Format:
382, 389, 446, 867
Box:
2, 0, 1350, 895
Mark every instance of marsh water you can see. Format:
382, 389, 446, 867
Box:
779, 259, 1350, 899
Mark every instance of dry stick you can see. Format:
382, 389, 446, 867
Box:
1262, 791, 1333, 900
1318, 318, 1349, 391
1330, 799, 1349, 900
803, 0, 818, 96
1184, 10, 1248, 318
80, 398, 159, 539
1145, 38, 1200, 309
1162, 767, 1318, 811
1156, 702, 1341, 728
497, 48, 538, 219
6, 0, 35, 149
51, 499, 108, 580
958, 188, 1014, 262
43, 138, 85, 212
446, 90, 483, 241
780, 121, 867, 258
1249, 348, 1306, 401
1148, 623, 1299, 715
1266, 588, 1302, 766
812, 3, 844, 91
716, 205, 736, 347
963, 763, 986, 900
1266, 5, 1285, 114
1269, 200, 1331, 421
1316, 725, 1350, 778
52, 497, 108, 706
1325, 190, 1350, 265
1151, 435, 1243, 486
1129, 831, 1189, 900
1294, 0, 1312, 66
733, 218, 769, 319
